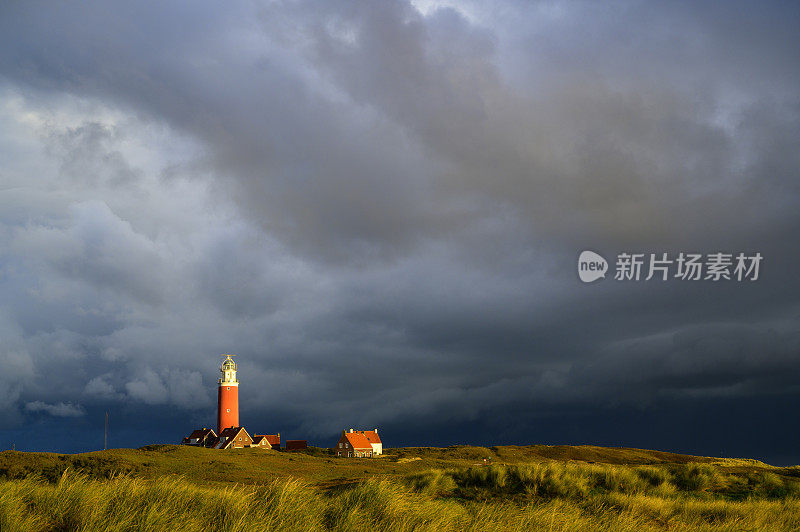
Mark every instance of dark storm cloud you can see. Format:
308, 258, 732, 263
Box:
0, 1, 799, 461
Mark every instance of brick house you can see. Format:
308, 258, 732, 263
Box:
250, 435, 271, 448
362, 429, 382, 455
181, 428, 217, 447
251, 434, 280, 449
213, 426, 253, 449
181, 427, 284, 450
334, 429, 381, 457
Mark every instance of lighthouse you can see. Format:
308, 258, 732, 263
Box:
217, 354, 239, 434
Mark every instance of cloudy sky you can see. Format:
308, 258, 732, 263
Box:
1, 0, 799, 463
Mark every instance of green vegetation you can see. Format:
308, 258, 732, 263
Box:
1, 445, 799, 530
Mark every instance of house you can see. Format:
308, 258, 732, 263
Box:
334, 429, 379, 457
250, 435, 271, 448
213, 426, 253, 449
253, 434, 280, 449
362, 429, 382, 456
266, 434, 281, 449
181, 427, 217, 447
251, 434, 280, 449
180, 426, 284, 450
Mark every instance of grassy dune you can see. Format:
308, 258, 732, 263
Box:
1, 445, 799, 530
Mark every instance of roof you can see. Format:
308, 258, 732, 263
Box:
218, 426, 246, 439
215, 426, 252, 449
220, 354, 236, 371
362, 430, 381, 445
183, 428, 216, 444
187, 428, 215, 440
251, 435, 274, 447
254, 434, 280, 445
344, 432, 373, 450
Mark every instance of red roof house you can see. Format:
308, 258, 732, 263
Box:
251, 433, 280, 449
250, 435, 271, 448
334, 429, 380, 457
253, 434, 280, 449
361, 430, 382, 455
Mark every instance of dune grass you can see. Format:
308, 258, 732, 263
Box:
1, 461, 800, 531
406, 461, 800, 501
406, 462, 800, 500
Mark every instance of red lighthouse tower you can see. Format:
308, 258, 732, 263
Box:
217, 354, 239, 434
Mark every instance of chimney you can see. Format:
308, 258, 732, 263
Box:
374, 428, 378, 433
349, 428, 354, 433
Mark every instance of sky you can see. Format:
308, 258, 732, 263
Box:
1, 0, 799, 464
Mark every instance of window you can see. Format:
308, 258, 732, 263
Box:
227, 386, 230, 390
339, 443, 342, 448
226, 408, 230, 412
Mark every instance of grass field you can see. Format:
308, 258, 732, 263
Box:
1, 444, 799, 530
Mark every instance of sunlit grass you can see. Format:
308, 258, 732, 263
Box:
2, 462, 800, 531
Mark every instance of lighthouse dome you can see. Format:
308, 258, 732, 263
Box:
219, 354, 238, 384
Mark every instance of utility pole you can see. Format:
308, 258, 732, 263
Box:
104, 411, 108, 450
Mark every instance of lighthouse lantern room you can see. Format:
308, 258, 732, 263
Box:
217, 354, 240, 434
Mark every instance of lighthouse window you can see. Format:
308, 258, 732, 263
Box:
226, 409, 230, 412
227, 387, 230, 390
